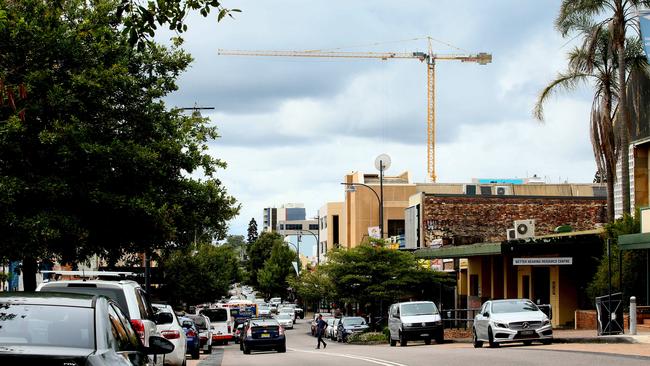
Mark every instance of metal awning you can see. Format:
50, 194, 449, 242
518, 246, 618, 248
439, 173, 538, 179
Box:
618, 232, 650, 250
415, 242, 501, 259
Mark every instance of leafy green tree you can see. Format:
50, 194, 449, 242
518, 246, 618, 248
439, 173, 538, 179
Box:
161, 243, 241, 307
0, 0, 239, 290
257, 241, 296, 298
587, 212, 648, 304
224, 234, 246, 259
288, 268, 336, 311
246, 231, 282, 287
555, 0, 650, 215
247, 218, 259, 244
324, 243, 450, 315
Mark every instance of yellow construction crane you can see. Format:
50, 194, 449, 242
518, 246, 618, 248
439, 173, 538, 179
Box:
218, 38, 491, 182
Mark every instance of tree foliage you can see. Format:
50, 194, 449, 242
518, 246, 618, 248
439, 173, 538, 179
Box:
161, 243, 242, 307
288, 268, 336, 305
323, 243, 451, 308
246, 231, 281, 287
247, 218, 259, 244
0, 0, 239, 289
257, 241, 296, 298
587, 212, 648, 305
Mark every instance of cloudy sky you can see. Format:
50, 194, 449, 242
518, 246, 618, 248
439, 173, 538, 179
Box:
163, 1, 597, 255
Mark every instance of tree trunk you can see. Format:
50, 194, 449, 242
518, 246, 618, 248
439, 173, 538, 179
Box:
616, 13, 632, 216
606, 165, 615, 222
22, 257, 37, 291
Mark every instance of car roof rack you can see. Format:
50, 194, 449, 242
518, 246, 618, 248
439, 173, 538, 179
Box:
41, 270, 141, 281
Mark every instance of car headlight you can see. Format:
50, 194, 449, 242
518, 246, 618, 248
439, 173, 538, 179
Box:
494, 322, 509, 328
403, 323, 413, 327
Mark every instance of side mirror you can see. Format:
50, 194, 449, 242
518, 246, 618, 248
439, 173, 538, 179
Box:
145, 336, 174, 355
483, 312, 490, 318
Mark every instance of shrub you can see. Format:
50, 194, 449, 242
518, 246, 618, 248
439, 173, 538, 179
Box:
347, 332, 388, 345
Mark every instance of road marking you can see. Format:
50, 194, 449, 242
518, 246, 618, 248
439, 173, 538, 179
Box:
288, 348, 408, 366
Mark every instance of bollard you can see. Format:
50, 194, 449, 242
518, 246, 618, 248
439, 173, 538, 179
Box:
630, 296, 637, 335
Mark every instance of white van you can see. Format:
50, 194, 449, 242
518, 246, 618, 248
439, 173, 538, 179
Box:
199, 307, 233, 345
388, 301, 443, 346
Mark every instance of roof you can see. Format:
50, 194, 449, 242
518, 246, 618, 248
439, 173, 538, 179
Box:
618, 232, 650, 250
0, 292, 97, 308
415, 229, 604, 259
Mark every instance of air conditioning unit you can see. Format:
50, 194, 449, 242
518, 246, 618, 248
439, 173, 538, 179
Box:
506, 229, 516, 240
495, 186, 511, 196
514, 219, 536, 239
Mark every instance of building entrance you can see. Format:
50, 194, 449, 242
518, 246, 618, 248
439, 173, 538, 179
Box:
532, 267, 550, 305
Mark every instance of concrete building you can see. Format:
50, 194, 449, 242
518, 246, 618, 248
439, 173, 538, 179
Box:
263, 203, 307, 232
318, 202, 345, 260
262, 207, 277, 232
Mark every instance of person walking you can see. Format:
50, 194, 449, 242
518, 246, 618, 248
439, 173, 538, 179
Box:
316, 314, 328, 349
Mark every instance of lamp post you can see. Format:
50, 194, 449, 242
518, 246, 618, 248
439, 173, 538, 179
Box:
340, 182, 382, 239
297, 229, 320, 265
287, 240, 300, 275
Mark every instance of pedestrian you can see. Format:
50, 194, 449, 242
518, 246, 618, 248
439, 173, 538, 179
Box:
316, 314, 328, 349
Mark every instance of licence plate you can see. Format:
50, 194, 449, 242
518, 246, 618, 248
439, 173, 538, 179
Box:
420, 333, 429, 337
261, 333, 270, 338
520, 330, 534, 336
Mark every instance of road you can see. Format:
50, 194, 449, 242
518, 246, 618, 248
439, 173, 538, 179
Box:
188, 319, 650, 366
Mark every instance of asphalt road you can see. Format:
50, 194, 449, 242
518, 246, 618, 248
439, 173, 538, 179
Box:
187, 319, 650, 366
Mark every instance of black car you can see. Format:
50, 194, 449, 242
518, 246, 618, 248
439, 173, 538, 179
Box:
337, 316, 370, 342
240, 318, 286, 354
0, 292, 174, 365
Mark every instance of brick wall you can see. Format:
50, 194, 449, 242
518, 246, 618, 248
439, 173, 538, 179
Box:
422, 195, 606, 246
575, 309, 630, 330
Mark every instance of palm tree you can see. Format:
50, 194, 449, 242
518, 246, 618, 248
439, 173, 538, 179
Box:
535, 26, 619, 222
556, 0, 650, 216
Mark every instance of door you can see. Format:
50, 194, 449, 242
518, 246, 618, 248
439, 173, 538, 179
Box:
532, 267, 551, 305
474, 302, 490, 340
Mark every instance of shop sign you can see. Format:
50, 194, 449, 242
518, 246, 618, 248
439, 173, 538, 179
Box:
513, 257, 572, 265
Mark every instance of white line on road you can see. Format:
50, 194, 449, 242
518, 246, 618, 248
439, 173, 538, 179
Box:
287, 348, 408, 366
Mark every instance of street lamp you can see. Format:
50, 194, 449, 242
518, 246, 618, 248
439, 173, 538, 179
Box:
297, 229, 320, 265
286, 240, 300, 275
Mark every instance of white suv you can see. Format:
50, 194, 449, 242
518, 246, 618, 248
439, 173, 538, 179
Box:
37, 279, 164, 364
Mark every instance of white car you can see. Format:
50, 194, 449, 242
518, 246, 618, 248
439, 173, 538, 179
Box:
258, 303, 272, 317
37, 279, 165, 365
473, 299, 553, 348
199, 307, 234, 345
152, 304, 187, 366
186, 313, 213, 354
275, 312, 294, 329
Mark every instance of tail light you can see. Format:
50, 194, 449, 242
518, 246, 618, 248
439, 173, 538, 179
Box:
161, 330, 181, 339
130, 319, 145, 342
187, 329, 197, 338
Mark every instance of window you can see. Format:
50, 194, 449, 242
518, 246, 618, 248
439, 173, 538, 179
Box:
109, 304, 139, 351
480, 186, 492, 195
285, 224, 303, 230
309, 224, 318, 230
387, 219, 405, 237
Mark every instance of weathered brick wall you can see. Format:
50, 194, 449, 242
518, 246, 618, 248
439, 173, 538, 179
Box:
422, 195, 606, 246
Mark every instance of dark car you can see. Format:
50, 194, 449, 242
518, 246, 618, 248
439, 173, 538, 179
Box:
0, 292, 173, 365
179, 317, 201, 359
240, 318, 286, 354
337, 316, 369, 342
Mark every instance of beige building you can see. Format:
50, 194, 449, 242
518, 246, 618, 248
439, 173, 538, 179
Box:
318, 202, 345, 259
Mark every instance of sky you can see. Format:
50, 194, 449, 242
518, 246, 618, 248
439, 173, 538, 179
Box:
162, 0, 598, 256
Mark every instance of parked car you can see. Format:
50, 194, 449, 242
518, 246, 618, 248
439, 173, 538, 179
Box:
278, 303, 304, 320
179, 317, 201, 359
240, 318, 286, 354
199, 307, 233, 345
278, 307, 297, 322
37, 279, 164, 365
0, 292, 174, 365
186, 314, 213, 354
152, 304, 187, 366
258, 303, 272, 317
473, 299, 553, 348
388, 301, 444, 347
337, 316, 369, 342
275, 312, 294, 329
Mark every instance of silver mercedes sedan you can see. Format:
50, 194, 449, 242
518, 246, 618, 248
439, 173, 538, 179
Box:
472, 299, 553, 347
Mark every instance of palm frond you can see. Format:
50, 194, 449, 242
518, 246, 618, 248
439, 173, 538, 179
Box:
533, 71, 590, 121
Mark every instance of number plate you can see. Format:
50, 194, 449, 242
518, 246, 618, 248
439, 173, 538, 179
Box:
520, 330, 534, 336
261, 333, 271, 338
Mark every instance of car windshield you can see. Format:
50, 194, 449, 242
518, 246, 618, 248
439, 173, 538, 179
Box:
200, 308, 228, 322
258, 304, 269, 309
491, 300, 539, 314
401, 302, 438, 316
0, 304, 95, 349
277, 314, 292, 320
342, 317, 366, 326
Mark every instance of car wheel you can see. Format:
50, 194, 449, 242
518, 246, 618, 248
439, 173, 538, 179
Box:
472, 328, 483, 348
523, 340, 533, 346
277, 344, 286, 353
488, 327, 499, 348
224, 341, 229, 345
424, 338, 431, 345
399, 332, 407, 347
